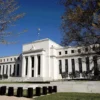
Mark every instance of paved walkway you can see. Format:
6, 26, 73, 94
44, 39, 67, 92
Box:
0, 96, 32, 100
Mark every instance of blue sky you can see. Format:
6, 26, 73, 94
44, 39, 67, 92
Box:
0, 0, 64, 57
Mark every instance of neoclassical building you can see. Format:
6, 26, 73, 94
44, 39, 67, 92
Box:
0, 38, 100, 81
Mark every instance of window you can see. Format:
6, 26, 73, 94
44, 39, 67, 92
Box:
10, 65, 11, 76
32, 57, 34, 68
17, 64, 19, 76
71, 59, 75, 74
85, 48, 88, 52
3, 65, 4, 75
86, 57, 90, 72
65, 51, 67, 54
14, 58, 16, 61
26, 57, 28, 75
32, 70, 34, 77
71, 50, 74, 53
59, 52, 61, 55
18, 57, 20, 60
11, 58, 12, 61
93, 56, 98, 75
78, 49, 81, 53
0, 59, 2, 62
0, 66, 1, 75
78, 58, 82, 73
65, 59, 68, 73
6, 65, 8, 75
59, 60, 62, 74
92, 46, 95, 51
38, 55, 40, 75
4, 59, 5, 62
13, 64, 16, 76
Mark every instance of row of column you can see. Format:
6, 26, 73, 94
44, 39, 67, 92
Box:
0, 64, 18, 77
60, 56, 95, 78
70, 57, 94, 73
22, 54, 45, 78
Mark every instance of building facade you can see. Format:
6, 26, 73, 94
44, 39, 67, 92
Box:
0, 38, 100, 81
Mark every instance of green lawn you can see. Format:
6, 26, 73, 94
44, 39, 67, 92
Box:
35, 93, 100, 100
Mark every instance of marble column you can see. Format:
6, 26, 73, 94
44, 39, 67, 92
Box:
75, 58, 79, 71
27, 56, 32, 77
21, 56, 26, 77
34, 55, 38, 77
53, 57, 59, 80
68, 58, 72, 79
11, 64, 14, 76
0, 65, 3, 75
4, 65, 6, 74
40, 53, 45, 77
7, 65, 10, 77
82, 57, 86, 71
90, 56, 94, 74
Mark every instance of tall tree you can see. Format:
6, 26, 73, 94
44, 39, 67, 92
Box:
0, 0, 26, 44
60, 0, 100, 78
60, 0, 100, 48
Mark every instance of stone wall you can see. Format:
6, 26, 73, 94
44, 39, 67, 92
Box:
51, 81, 100, 93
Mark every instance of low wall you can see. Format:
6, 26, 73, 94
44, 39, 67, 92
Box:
51, 81, 100, 93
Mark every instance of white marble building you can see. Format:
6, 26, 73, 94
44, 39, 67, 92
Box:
0, 38, 100, 81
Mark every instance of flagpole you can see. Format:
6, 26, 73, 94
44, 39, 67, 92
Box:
38, 28, 40, 40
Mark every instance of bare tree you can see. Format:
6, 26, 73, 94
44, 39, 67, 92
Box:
0, 0, 26, 44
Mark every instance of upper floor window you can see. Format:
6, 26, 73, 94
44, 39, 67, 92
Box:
59, 52, 61, 55
18, 57, 20, 60
11, 58, 12, 61
65, 51, 67, 54
0, 59, 2, 62
78, 49, 81, 53
85, 48, 88, 52
92, 46, 95, 51
7, 59, 8, 61
14, 58, 16, 61
71, 50, 74, 53
4, 59, 5, 62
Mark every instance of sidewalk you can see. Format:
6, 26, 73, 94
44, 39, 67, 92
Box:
0, 96, 32, 100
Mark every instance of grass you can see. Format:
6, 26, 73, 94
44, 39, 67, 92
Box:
35, 92, 100, 100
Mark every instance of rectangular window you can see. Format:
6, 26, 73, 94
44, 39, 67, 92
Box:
71, 59, 75, 74
32, 70, 34, 77
0, 66, 1, 75
14, 64, 15, 76
59, 60, 62, 74
26, 57, 28, 75
17, 64, 19, 76
10, 65, 11, 76
85, 48, 88, 52
32, 57, 34, 68
65, 51, 67, 54
86, 57, 90, 72
38, 55, 40, 75
59, 52, 61, 55
93, 56, 98, 75
71, 50, 74, 53
65, 59, 68, 73
78, 58, 82, 73
78, 49, 81, 53
11, 58, 12, 61
6, 65, 8, 75
3, 65, 4, 75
